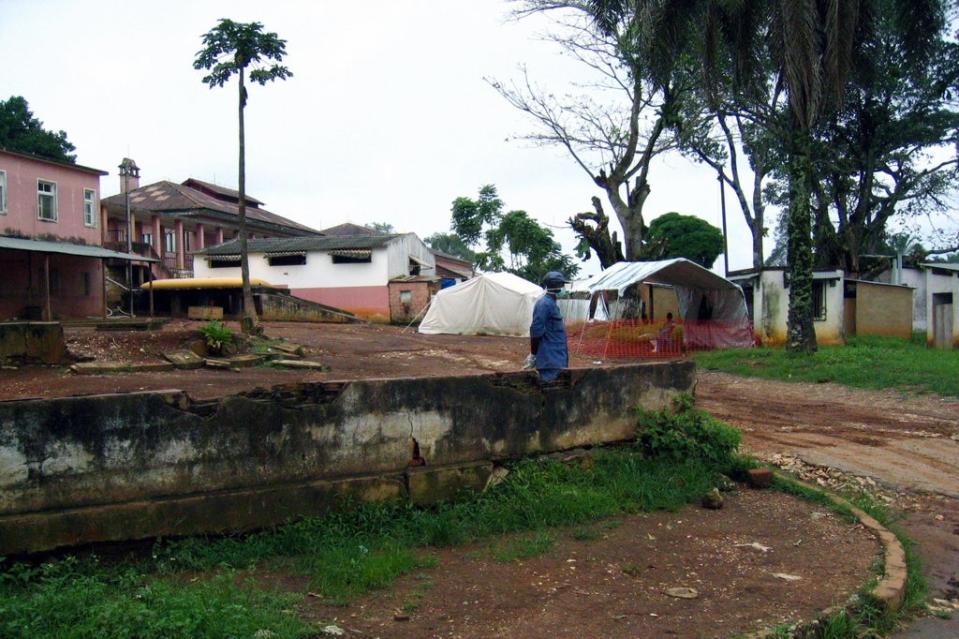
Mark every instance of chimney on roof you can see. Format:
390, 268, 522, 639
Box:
118, 158, 140, 193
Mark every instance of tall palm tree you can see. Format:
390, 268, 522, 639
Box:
194, 19, 292, 333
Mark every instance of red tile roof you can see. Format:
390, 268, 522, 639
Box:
102, 180, 320, 235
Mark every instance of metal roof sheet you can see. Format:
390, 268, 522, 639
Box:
198, 234, 401, 255
583, 259, 740, 293
0, 236, 156, 261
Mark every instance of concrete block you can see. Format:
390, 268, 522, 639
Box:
188, 306, 224, 321
747, 468, 773, 489
273, 359, 327, 370
163, 349, 204, 370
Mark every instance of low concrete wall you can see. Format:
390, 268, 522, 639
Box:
0, 362, 694, 554
259, 292, 360, 323
0, 321, 69, 365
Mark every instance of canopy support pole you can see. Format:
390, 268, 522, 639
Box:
43, 253, 51, 322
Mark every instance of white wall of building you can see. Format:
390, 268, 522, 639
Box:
193, 234, 437, 289
924, 266, 959, 348
735, 269, 845, 345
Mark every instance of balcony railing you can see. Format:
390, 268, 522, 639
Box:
162, 255, 194, 278
104, 240, 160, 260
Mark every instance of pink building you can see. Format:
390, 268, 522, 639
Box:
0, 149, 143, 320
100, 163, 321, 284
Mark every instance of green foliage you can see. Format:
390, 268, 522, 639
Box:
425, 232, 477, 264
451, 184, 503, 247
694, 336, 959, 397
0, 96, 76, 163
636, 394, 741, 467
0, 561, 309, 639
448, 184, 579, 282
197, 320, 231, 355
193, 19, 292, 94
645, 212, 725, 268
491, 530, 555, 562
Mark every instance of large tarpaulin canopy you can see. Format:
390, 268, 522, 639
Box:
418, 272, 543, 336
580, 259, 752, 348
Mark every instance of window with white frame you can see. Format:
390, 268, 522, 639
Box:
0, 170, 7, 213
164, 230, 176, 253
83, 189, 96, 227
37, 180, 57, 221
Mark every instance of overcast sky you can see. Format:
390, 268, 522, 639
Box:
2, 0, 778, 276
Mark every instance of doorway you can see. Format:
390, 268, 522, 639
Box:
932, 292, 953, 349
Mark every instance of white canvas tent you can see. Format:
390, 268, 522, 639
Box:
418, 271, 543, 336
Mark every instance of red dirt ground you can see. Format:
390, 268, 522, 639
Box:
0, 321, 603, 401
5, 321, 944, 636
292, 490, 876, 639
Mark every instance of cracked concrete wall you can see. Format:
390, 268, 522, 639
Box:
0, 362, 694, 554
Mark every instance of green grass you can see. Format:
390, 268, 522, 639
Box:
0, 447, 731, 639
491, 530, 555, 562
694, 335, 959, 397
0, 564, 310, 639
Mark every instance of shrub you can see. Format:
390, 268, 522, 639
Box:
636, 394, 740, 467
198, 320, 231, 355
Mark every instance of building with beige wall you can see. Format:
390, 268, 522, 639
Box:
728, 267, 913, 345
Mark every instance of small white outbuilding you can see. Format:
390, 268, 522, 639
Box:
418, 271, 543, 336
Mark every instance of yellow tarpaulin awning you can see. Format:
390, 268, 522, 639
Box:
141, 277, 283, 290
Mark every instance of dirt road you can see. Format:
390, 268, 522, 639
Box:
697, 370, 959, 636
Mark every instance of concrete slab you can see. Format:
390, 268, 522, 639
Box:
71, 361, 175, 374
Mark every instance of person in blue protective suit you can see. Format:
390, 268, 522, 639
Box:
526, 271, 568, 382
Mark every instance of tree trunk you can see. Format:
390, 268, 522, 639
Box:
606, 181, 648, 261
238, 67, 258, 334
568, 197, 625, 269
786, 131, 818, 354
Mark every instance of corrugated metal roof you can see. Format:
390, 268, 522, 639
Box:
101, 180, 321, 235
198, 234, 400, 255
583, 259, 739, 293
0, 236, 156, 261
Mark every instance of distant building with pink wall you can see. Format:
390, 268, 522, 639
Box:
0, 149, 142, 320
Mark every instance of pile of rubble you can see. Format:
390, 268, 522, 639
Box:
762, 453, 923, 511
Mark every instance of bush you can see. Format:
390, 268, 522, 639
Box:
198, 320, 231, 355
636, 394, 740, 467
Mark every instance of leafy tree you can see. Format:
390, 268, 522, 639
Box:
451, 185, 503, 246
691, 0, 945, 353
803, 3, 959, 273
425, 232, 477, 264
365, 222, 395, 234
645, 213, 724, 268
449, 185, 578, 283
194, 19, 292, 333
0, 96, 76, 163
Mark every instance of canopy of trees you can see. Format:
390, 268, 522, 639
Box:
448, 184, 578, 284
645, 213, 724, 268
0, 96, 76, 163
500, 0, 956, 353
